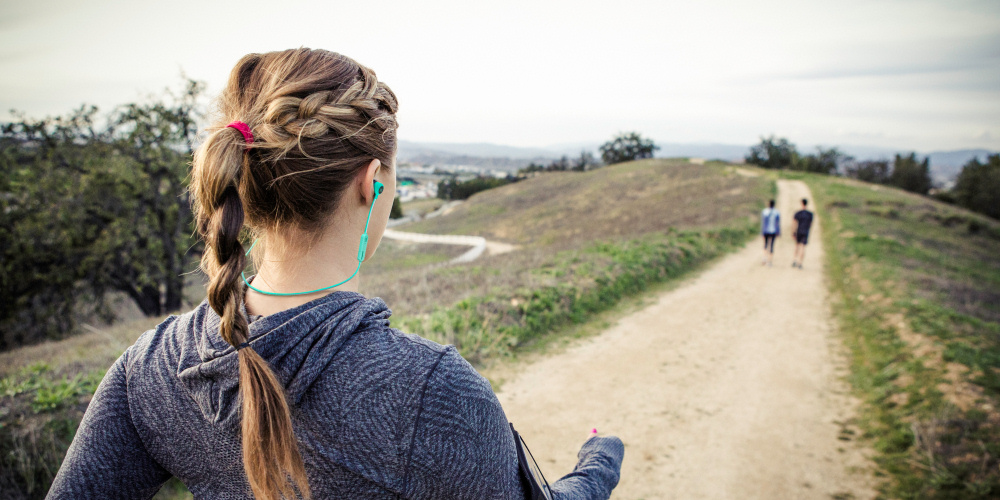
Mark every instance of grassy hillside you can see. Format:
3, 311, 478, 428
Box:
794, 171, 1000, 498
362, 159, 768, 318
0, 159, 770, 498
402, 159, 760, 247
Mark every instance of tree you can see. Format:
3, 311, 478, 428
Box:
745, 135, 797, 169
1, 108, 104, 348
437, 176, 517, 200
845, 160, 891, 184
0, 81, 203, 349
953, 154, 1000, 220
572, 150, 598, 171
390, 196, 404, 219
102, 80, 202, 315
599, 132, 658, 165
546, 155, 570, 172
518, 162, 545, 175
795, 147, 850, 175
889, 152, 931, 195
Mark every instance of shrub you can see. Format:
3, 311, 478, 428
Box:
953, 154, 1000, 220
599, 132, 658, 165
437, 176, 517, 200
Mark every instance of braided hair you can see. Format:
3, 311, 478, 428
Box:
189, 48, 397, 500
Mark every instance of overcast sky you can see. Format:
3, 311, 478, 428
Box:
2, 0, 998, 151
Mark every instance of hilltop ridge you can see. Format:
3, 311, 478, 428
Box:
397, 139, 997, 184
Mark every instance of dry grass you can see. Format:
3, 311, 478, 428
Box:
400, 197, 445, 217
0, 317, 163, 380
361, 160, 770, 318
401, 159, 762, 248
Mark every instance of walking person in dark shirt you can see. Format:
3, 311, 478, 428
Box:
792, 198, 814, 269
760, 199, 780, 267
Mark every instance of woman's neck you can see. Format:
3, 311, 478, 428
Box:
243, 215, 365, 318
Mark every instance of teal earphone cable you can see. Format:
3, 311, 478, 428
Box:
241, 181, 383, 297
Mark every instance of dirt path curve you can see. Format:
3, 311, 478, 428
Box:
496, 180, 875, 499
382, 229, 516, 264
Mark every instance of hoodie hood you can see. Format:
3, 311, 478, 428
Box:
176, 290, 391, 429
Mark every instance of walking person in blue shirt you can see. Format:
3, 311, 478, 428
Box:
761, 199, 780, 267
792, 198, 814, 269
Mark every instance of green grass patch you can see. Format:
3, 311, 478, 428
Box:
1, 364, 105, 497
801, 172, 1000, 499
393, 225, 754, 365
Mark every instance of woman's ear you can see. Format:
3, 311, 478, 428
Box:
360, 158, 382, 204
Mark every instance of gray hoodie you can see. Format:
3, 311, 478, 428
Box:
48, 290, 624, 499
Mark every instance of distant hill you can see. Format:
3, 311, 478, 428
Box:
397, 139, 996, 184
398, 159, 769, 247
396, 141, 555, 172
923, 149, 995, 185
397, 140, 554, 161
827, 145, 995, 185
655, 143, 749, 161
832, 146, 995, 186
396, 139, 754, 164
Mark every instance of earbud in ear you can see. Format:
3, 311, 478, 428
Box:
358, 180, 385, 262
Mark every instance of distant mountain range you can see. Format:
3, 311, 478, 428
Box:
396, 140, 996, 183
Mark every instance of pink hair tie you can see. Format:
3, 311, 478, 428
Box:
226, 121, 254, 147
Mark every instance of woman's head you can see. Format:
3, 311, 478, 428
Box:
189, 48, 398, 500
194, 48, 398, 238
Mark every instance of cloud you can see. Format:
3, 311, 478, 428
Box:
0, 0, 83, 29
785, 33, 1000, 82
973, 130, 993, 141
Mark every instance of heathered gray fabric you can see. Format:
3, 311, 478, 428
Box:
48, 290, 624, 499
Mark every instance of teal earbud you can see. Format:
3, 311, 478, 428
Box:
358, 180, 384, 262
242, 179, 386, 296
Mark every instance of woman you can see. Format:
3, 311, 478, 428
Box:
48, 48, 624, 499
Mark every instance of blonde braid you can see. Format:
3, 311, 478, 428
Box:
190, 48, 398, 500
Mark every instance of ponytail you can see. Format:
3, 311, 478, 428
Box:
189, 47, 398, 498
191, 127, 311, 500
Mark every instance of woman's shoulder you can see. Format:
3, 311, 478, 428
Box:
119, 302, 217, 377
372, 328, 486, 383
344, 325, 494, 404
123, 312, 185, 365
378, 327, 452, 357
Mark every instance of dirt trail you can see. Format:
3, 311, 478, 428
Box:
382, 229, 516, 264
496, 180, 875, 499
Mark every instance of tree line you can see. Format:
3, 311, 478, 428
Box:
439, 131, 658, 201
744, 135, 998, 220
1, 82, 203, 349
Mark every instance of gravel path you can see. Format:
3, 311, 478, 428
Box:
497, 180, 875, 499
